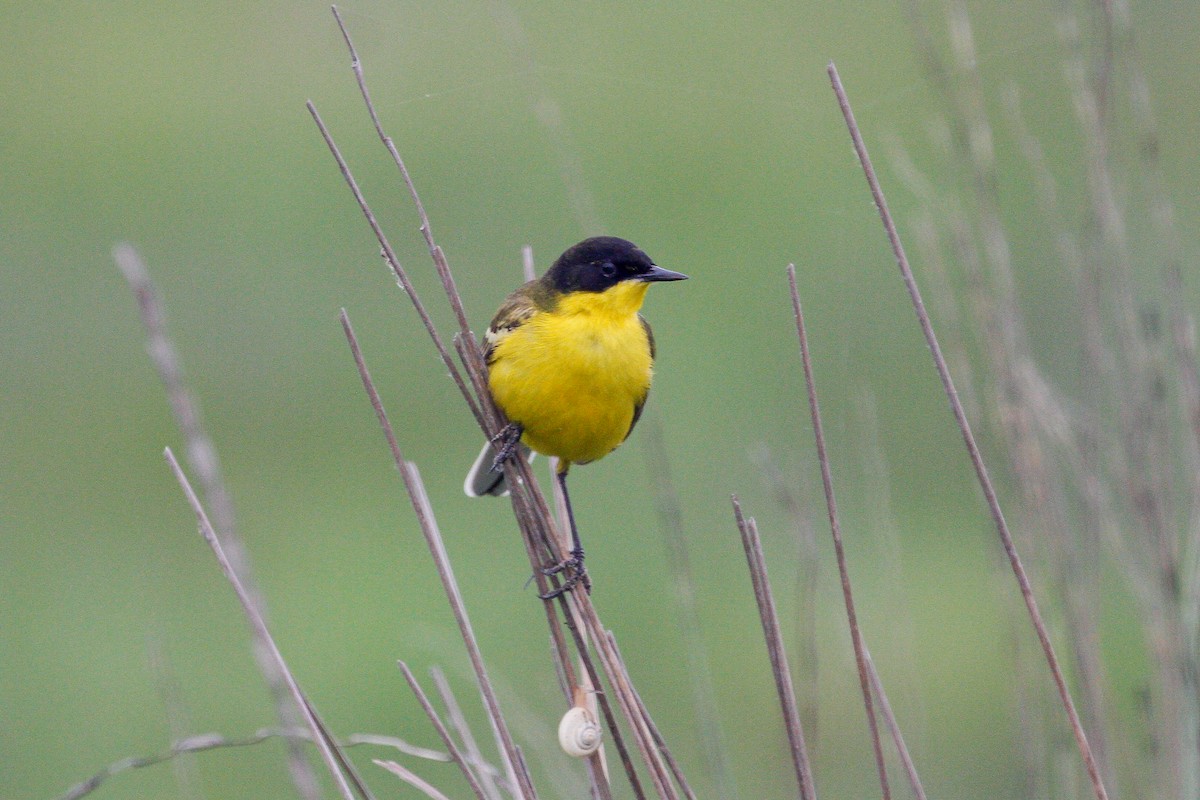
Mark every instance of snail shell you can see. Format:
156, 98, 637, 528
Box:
558, 705, 602, 757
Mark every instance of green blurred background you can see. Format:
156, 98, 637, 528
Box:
3, 2, 1197, 798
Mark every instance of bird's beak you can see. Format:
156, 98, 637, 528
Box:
640, 264, 689, 282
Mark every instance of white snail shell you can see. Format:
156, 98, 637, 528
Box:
558, 705, 602, 757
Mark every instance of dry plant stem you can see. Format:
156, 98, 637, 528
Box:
751, 446, 822, 752
414, 463, 536, 798
397, 662, 491, 800
559, 586, 672, 800
163, 448, 364, 800
113, 244, 322, 800
113, 243, 237, 543
591, 620, 677, 800
331, 6, 475, 349
732, 496, 818, 800
540, 476, 616, 800
339, 311, 538, 800
786, 269, 891, 800
581, 627, 674, 800
374, 760, 454, 800
430, 667, 506, 800
56, 728, 452, 800
863, 647, 927, 800
554, 591, 649, 800
305, 101, 484, 432
826, 61, 1111, 800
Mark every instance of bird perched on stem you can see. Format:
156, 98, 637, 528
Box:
464, 236, 687, 597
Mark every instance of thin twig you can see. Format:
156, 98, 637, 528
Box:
113, 243, 323, 800
750, 445, 822, 753
826, 60, 1111, 800
545, 583, 648, 800
56, 729, 450, 800
732, 496, 818, 800
786, 268, 890, 800
330, 5, 477, 350
429, 667, 507, 800
398, 661, 491, 800
305, 101, 485, 432
340, 310, 538, 800
163, 448, 365, 800
863, 647, 928, 800
374, 760, 454, 800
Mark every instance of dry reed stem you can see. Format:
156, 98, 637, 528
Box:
330, 6, 478, 352
113, 243, 322, 800
826, 60, 1111, 800
786, 268, 891, 800
339, 311, 538, 800
429, 666, 507, 800
55, 728, 449, 800
897, 21, 1123, 786
750, 445, 822, 751
305, 100, 485, 432
572, 601, 674, 800
863, 647, 927, 800
398, 661, 491, 800
163, 448, 367, 800
732, 496, 818, 800
373, 760, 454, 800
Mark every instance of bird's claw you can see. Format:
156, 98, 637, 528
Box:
537, 549, 590, 599
489, 423, 524, 473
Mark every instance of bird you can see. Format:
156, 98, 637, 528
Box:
464, 236, 687, 595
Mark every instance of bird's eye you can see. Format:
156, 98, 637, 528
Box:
600, 262, 617, 279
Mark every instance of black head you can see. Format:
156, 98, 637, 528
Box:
543, 236, 687, 294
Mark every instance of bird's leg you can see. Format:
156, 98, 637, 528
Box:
539, 469, 591, 599
489, 422, 524, 472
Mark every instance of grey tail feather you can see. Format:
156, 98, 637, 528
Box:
464, 440, 535, 497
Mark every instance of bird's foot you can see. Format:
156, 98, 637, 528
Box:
538, 548, 590, 599
489, 423, 524, 472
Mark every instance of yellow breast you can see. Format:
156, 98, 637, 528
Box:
488, 282, 653, 466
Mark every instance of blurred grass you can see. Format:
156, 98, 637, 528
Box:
3, 1, 1198, 798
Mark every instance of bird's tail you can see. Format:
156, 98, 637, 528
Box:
463, 440, 535, 497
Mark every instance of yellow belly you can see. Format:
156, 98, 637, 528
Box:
488, 309, 652, 466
